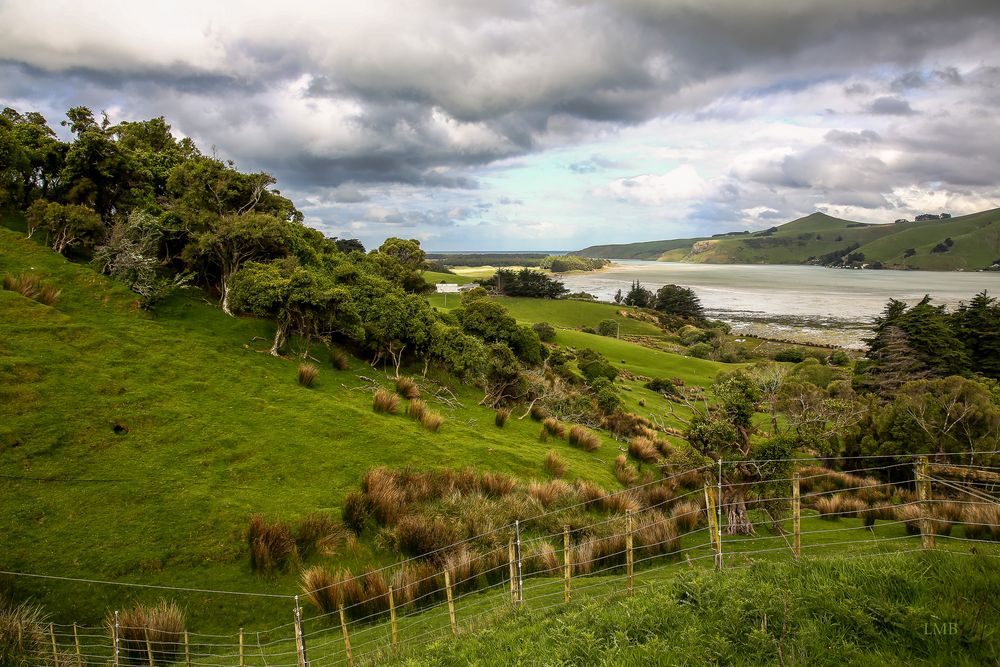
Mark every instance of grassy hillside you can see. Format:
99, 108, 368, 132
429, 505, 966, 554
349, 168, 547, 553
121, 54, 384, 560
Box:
580, 209, 1000, 270
0, 224, 726, 630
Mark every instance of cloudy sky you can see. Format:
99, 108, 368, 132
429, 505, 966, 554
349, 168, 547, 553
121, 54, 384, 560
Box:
2, 1, 1000, 250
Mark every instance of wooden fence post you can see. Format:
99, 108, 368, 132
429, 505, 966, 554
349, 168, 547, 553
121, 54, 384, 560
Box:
238, 627, 245, 666
145, 628, 154, 667
49, 623, 60, 667
514, 520, 524, 605
73, 623, 81, 666
388, 584, 399, 648
294, 595, 309, 667
563, 525, 571, 603
704, 485, 721, 569
113, 611, 120, 667
444, 570, 457, 637
625, 510, 634, 597
338, 605, 353, 667
184, 630, 190, 667
917, 456, 935, 550
792, 472, 801, 559
508, 539, 517, 604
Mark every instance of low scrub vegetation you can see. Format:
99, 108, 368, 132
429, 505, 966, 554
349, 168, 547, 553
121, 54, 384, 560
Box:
395, 376, 420, 399
0, 601, 48, 667
494, 408, 511, 427
567, 425, 600, 451
2, 272, 60, 305
297, 363, 319, 387
543, 450, 566, 478
107, 600, 185, 667
373, 388, 399, 414
248, 514, 297, 574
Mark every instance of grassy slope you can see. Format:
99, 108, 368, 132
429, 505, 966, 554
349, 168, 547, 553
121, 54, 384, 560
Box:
0, 225, 730, 630
579, 209, 1000, 270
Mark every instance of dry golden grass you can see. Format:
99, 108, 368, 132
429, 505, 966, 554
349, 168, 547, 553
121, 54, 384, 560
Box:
542, 418, 565, 438
329, 347, 350, 370
481, 471, 518, 497
407, 398, 428, 420
544, 450, 567, 478
0, 601, 48, 666
247, 514, 297, 573
628, 437, 659, 464
2, 273, 40, 299
962, 503, 1000, 540
296, 512, 347, 557
362, 467, 406, 525
494, 408, 511, 427
614, 454, 638, 486
670, 499, 704, 532
419, 410, 444, 432
812, 494, 867, 520
297, 363, 319, 387
395, 514, 460, 558
530, 404, 547, 421
38, 285, 60, 305
568, 425, 600, 451
601, 489, 642, 514
524, 542, 560, 574
395, 376, 420, 399
571, 538, 595, 575
528, 479, 572, 508
109, 600, 185, 666
342, 490, 370, 534
373, 388, 399, 414
573, 479, 607, 508
360, 567, 390, 619
634, 511, 680, 558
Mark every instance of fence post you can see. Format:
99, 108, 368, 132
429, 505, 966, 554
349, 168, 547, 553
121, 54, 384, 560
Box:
514, 520, 524, 605
563, 525, 571, 603
238, 627, 245, 666
444, 570, 457, 637
145, 628, 154, 667
717, 458, 724, 569
73, 623, 81, 666
338, 605, 353, 667
917, 456, 935, 550
49, 623, 60, 667
388, 584, 398, 648
704, 485, 719, 568
625, 510, 634, 596
294, 594, 309, 667
184, 630, 190, 667
792, 472, 801, 559
113, 611, 120, 667
508, 539, 517, 604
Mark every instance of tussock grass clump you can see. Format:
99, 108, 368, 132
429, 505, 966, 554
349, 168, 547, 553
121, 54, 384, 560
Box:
571, 539, 595, 575
530, 404, 547, 421
544, 450, 566, 478
109, 600, 185, 667
298, 363, 319, 387
297, 512, 346, 557
634, 512, 680, 558
568, 425, 600, 451
628, 437, 659, 464
248, 514, 297, 573
2, 273, 40, 299
574, 479, 607, 508
813, 494, 866, 520
329, 347, 350, 370
481, 472, 518, 497
0, 601, 48, 666
392, 562, 442, 610
38, 285, 61, 305
524, 542, 560, 575
300, 567, 366, 618
395, 515, 460, 558
935, 500, 965, 524
670, 499, 705, 532
601, 489, 642, 515
373, 388, 399, 414
542, 418, 565, 438
896, 503, 951, 536
360, 567, 390, 619
419, 410, 444, 432
614, 454, 639, 487
407, 398, 427, 420
395, 376, 420, 399
962, 503, 1000, 540
362, 468, 406, 525
494, 408, 511, 427
642, 483, 675, 510
342, 490, 370, 534
528, 479, 573, 508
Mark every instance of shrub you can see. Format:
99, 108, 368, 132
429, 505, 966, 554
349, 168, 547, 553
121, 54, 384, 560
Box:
686, 342, 712, 359
395, 376, 420, 399
329, 347, 350, 370
248, 514, 297, 573
542, 418, 565, 438
644, 377, 679, 397
614, 455, 638, 486
0, 601, 48, 667
567, 425, 600, 451
109, 600, 185, 667
297, 512, 345, 557
596, 319, 618, 337
298, 364, 319, 387
628, 437, 659, 464
342, 490, 370, 535
773, 348, 807, 363
373, 388, 399, 414
532, 321, 556, 342
494, 408, 511, 427
828, 349, 850, 366
407, 398, 427, 420
544, 450, 567, 478
420, 410, 444, 432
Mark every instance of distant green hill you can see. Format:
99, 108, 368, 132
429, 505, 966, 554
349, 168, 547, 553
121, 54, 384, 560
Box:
579, 209, 1000, 270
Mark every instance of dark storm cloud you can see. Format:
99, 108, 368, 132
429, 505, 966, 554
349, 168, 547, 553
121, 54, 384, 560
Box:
867, 96, 916, 115
825, 129, 882, 146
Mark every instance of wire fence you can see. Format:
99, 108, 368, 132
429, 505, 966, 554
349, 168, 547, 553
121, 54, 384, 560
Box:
10, 453, 1000, 666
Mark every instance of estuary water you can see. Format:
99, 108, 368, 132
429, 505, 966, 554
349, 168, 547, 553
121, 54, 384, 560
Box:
559, 261, 1000, 348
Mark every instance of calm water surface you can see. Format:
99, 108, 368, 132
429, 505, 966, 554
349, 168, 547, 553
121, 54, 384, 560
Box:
559, 261, 1000, 348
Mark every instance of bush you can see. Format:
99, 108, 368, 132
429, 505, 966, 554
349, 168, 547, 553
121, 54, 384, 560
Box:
687, 342, 712, 359
298, 364, 319, 387
495, 408, 511, 427
342, 490, 370, 535
373, 388, 399, 414
109, 600, 185, 667
532, 321, 556, 342
645, 377, 679, 397
773, 348, 807, 363
568, 425, 600, 451
544, 450, 567, 478
248, 514, 297, 573
597, 319, 618, 337
395, 376, 420, 399
0, 601, 48, 667
828, 350, 850, 366
329, 347, 350, 370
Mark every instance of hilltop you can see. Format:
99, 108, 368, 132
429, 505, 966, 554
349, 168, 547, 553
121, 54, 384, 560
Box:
579, 208, 1000, 270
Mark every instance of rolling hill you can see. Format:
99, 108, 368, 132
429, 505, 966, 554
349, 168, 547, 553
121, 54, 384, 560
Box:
579, 208, 1000, 270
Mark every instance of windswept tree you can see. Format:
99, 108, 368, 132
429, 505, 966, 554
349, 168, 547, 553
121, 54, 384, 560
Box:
26, 199, 103, 255
623, 280, 653, 308
654, 284, 704, 320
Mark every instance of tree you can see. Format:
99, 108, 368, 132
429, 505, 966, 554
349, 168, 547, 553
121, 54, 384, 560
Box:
183, 212, 297, 315
427, 322, 488, 380
377, 237, 426, 271
613, 288, 623, 304
480, 268, 567, 298
953, 291, 1000, 379
27, 200, 103, 254
623, 280, 653, 308
654, 284, 704, 320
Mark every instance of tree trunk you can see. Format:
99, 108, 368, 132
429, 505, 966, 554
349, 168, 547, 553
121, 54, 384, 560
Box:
270, 325, 286, 357
724, 488, 755, 535
220, 278, 233, 316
